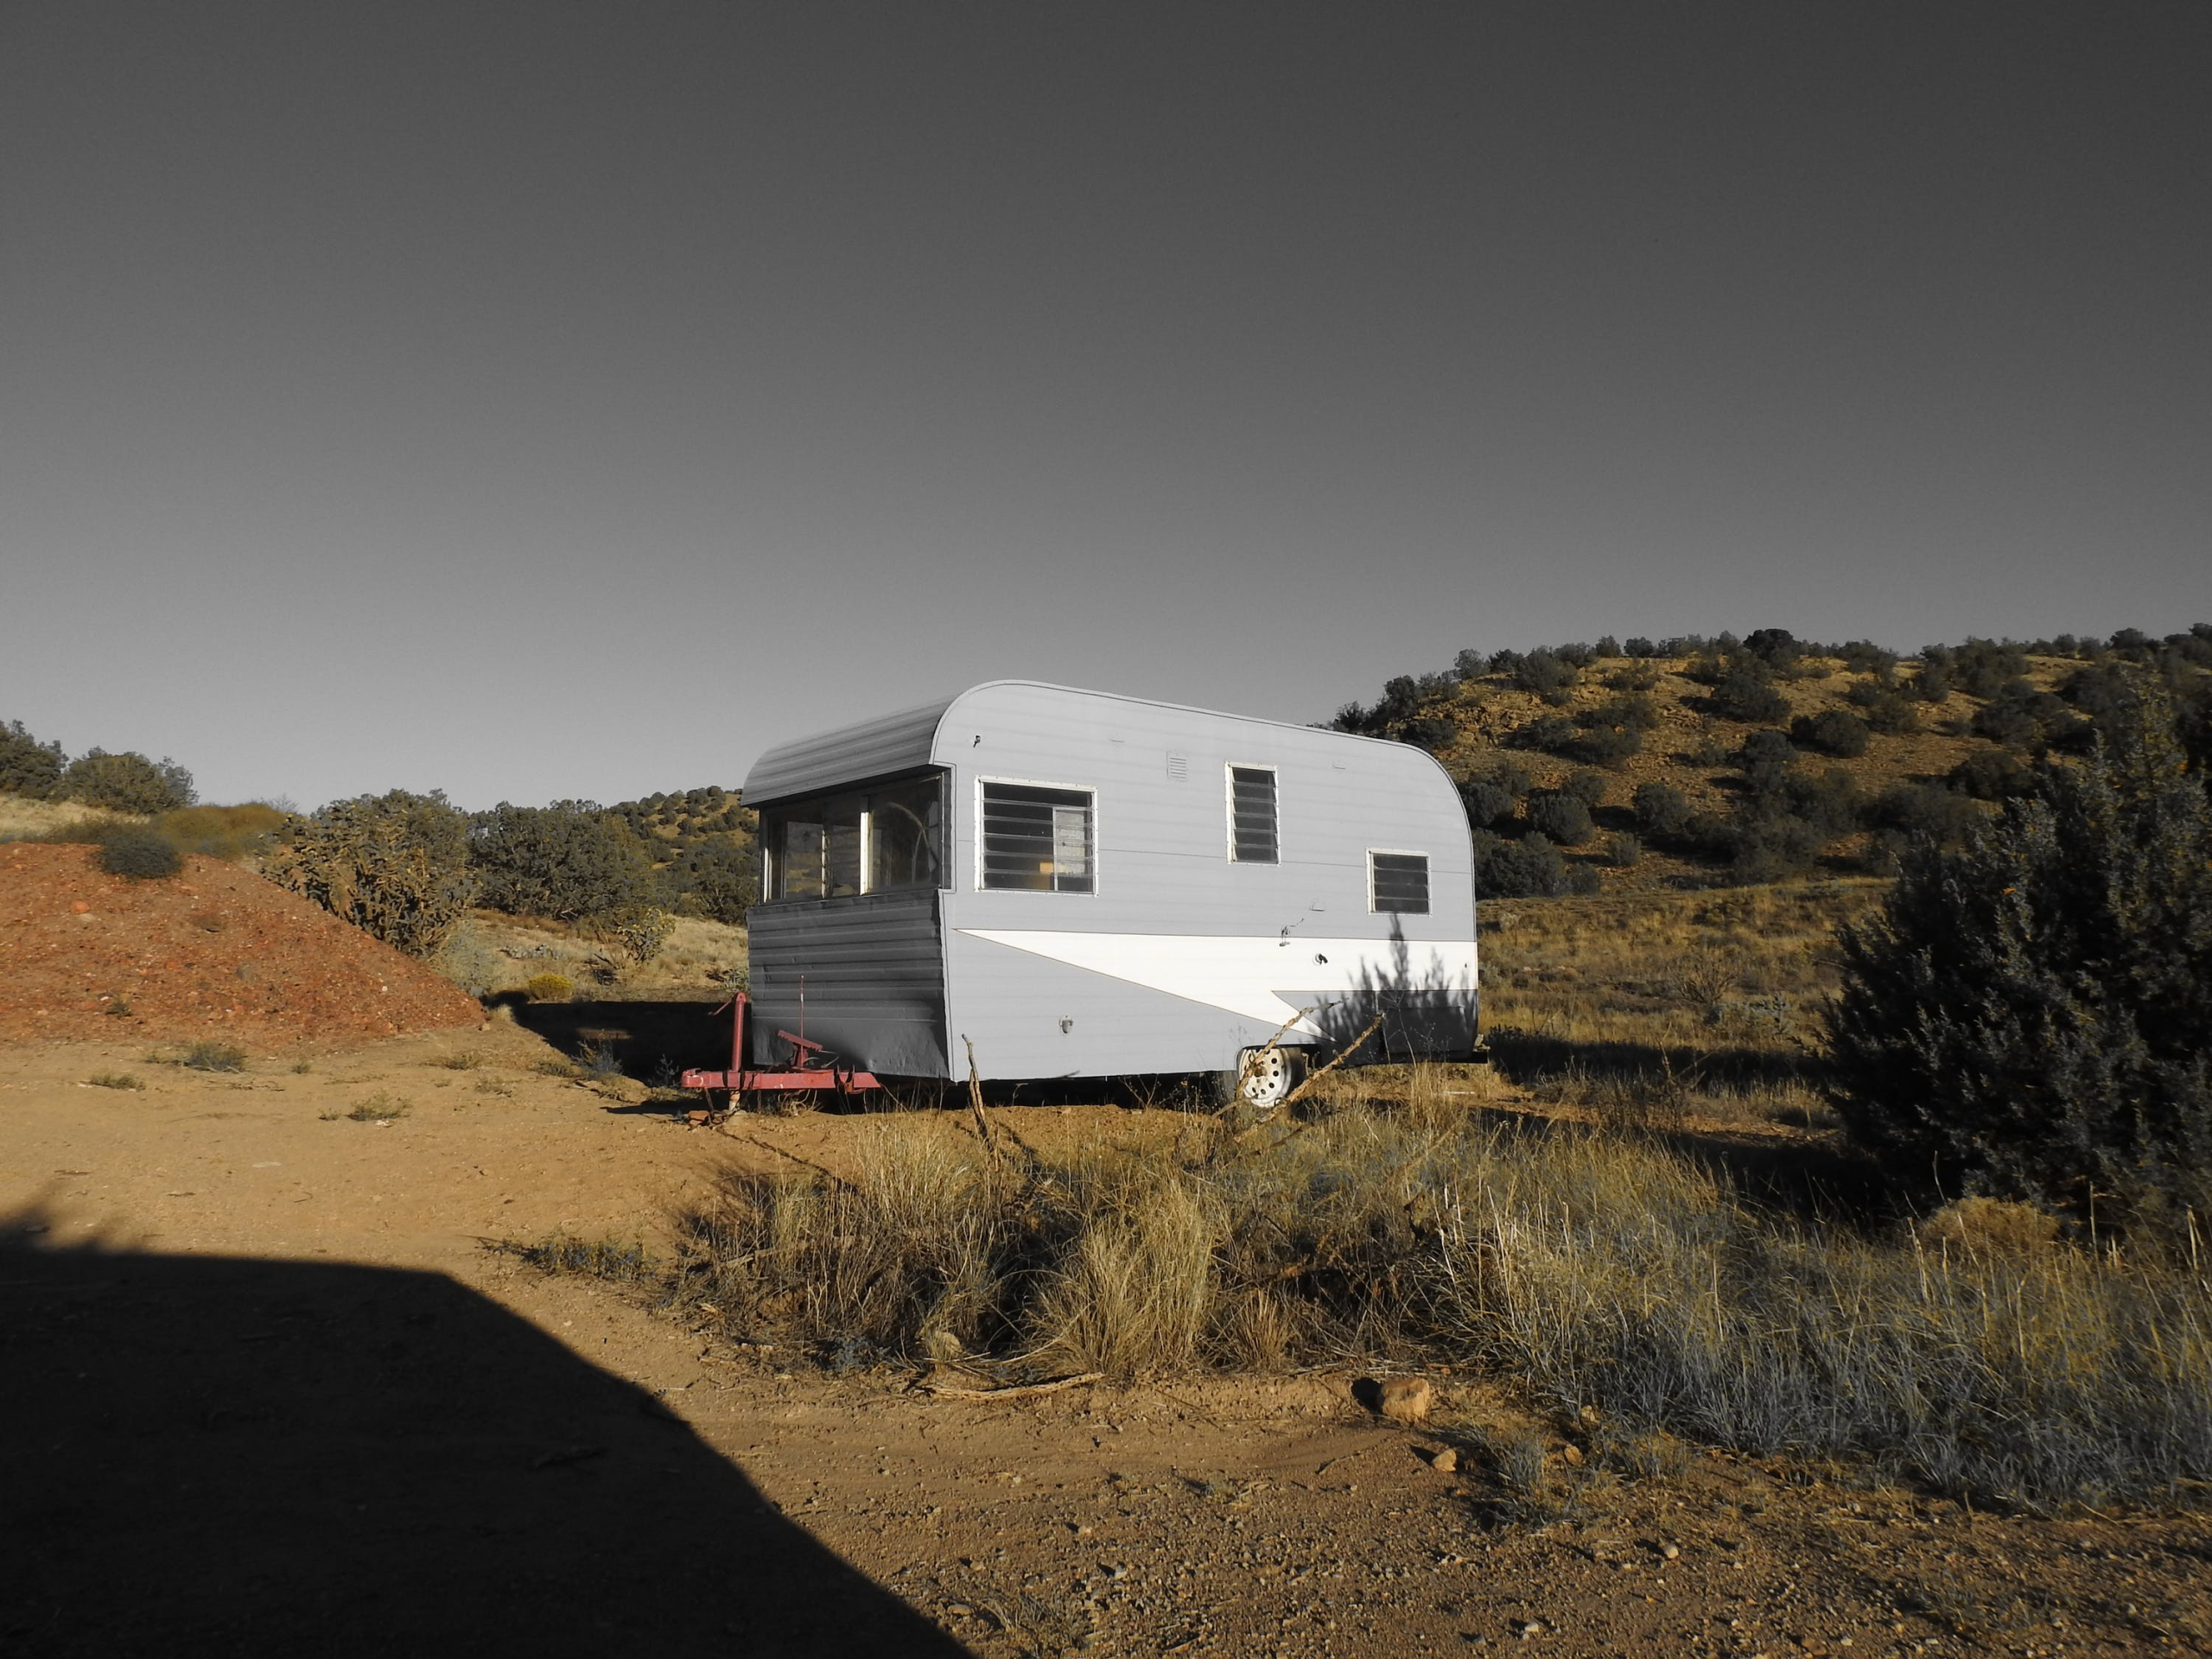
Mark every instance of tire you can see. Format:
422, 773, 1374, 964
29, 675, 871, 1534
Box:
1217, 1046, 1304, 1110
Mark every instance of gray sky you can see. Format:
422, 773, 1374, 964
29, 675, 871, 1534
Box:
4, 3, 2207, 810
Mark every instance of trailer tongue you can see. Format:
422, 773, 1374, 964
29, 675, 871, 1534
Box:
680, 992, 882, 1104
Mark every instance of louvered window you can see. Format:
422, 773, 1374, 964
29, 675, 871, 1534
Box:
980, 782, 1095, 893
1369, 850, 1429, 914
1228, 766, 1278, 863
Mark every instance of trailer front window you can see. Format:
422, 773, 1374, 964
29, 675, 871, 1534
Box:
980, 782, 1095, 893
762, 774, 944, 901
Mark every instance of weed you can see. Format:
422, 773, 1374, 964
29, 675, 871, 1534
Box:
342, 1093, 410, 1122
532, 1054, 581, 1080
437, 1050, 486, 1071
289, 1060, 313, 1074
501, 1232, 652, 1282
523, 972, 574, 1003
103, 997, 131, 1017
575, 1041, 625, 1082
96, 824, 182, 880
174, 1041, 247, 1073
87, 1071, 143, 1090
473, 1077, 514, 1098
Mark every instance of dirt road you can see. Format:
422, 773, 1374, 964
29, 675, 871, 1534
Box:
3, 1028, 2205, 1656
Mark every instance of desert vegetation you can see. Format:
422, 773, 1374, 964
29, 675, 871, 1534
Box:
1332, 623, 2212, 896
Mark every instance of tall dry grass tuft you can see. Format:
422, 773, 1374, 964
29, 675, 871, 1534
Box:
624, 1103, 2210, 1508
1035, 1175, 1217, 1379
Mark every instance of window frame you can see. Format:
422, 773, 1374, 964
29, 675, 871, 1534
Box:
1367, 848, 1431, 915
1224, 762, 1281, 864
756, 769, 950, 905
974, 774, 1101, 896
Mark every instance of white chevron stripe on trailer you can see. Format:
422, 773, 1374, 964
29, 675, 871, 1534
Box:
955, 931, 1477, 1031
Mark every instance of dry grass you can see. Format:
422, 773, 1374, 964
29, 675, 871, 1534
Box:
0, 794, 136, 842
435, 911, 746, 1001
562, 1102, 2212, 1510
511, 870, 2211, 1509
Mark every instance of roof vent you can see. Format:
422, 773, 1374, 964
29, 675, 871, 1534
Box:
1166, 752, 1188, 782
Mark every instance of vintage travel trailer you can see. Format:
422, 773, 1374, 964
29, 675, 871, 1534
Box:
741, 681, 1478, 1099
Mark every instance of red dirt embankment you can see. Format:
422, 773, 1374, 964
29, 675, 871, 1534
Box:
0, 842, 483, 1048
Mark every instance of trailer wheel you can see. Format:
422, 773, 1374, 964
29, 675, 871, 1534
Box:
1218, 1046, 1303, 1110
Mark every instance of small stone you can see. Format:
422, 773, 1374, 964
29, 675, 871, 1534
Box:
1560, 1443, 1585, 1466
1374, 1376, 1434, 1424
1662, 1543, 1680, 1560
1430, 1447, 1459, 1473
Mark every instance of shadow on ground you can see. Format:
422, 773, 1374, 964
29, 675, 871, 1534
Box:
510, 999, 734, 1080
0, 1213, 967, 1657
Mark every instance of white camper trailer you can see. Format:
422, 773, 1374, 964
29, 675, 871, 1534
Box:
741, 682, 1478, 1101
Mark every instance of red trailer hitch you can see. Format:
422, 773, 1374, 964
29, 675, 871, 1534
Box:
680, 992, 880, 1105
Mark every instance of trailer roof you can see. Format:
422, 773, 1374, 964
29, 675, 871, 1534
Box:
741, 681, 1424, 805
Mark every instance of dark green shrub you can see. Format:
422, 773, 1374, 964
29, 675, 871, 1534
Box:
1510, 715, 1576, 753
1560, 770, 1608, 808
1472, 830, 1571, 898
1512, 651, 1580, 705
1567, 724, 1640, 766
1847, 680, 1919, 734
1911, 656, 1953, 702
1708, 666, 1789, 724
1724, 810, 1826, 882
1603, 830, 1641, 868
1400, 716, 1458, 753
1953, 638, 2030, 701
470, 804, 654, 921
1873, 784, 1986, 848
95, 824, 182, 880
1972, 679, 2082, 749
1948, 749, 2032, 801
1777, 766, 1868, 839
1622, 637, 1656, 658
1524, 791, 1593, 847
671, 839, 759, 925
1736, 728, 1797, 792
1569, 696, 1653, 766
1603, 662, 1660, 692
1631, 782, 1693, 837
1457, 777, 1516, 830
1837, 641, 1898, 677
264, 790, 475, 957
1742, 627, 1802, 671
585, 904, 676, 966
1826, 682, 2212, 1225
61, 749, 194, 813
1790, 709, 1871, 758
0, 720, 66, 798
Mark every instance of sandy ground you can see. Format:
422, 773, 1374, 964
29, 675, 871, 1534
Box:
3, 1027, 2208, 1657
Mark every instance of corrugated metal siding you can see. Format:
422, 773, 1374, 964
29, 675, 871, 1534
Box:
743, 695, 959, 807
746, 891, 947, 1077
934, 683, 1478, 1077
937, 683, 1476, 944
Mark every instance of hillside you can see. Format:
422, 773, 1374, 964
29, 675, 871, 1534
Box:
1329, 626, 2212, 894
0, 842, 484, 1047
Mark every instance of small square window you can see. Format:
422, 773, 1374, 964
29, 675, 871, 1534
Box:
1370, 851, 1429, 914
1228, 766, 1278, 863
981, 781, 1095, 893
